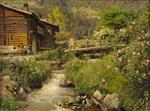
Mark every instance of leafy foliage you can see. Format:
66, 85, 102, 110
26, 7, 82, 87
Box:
48, 6, 69, 31
98, 6, 138, 30
0, 58, 11, 75
93, 6, 148, 45
66, 57, 128, 95
36, 48, 74, 62
0, 98, 20, 111
66, 6, 150, 110
11, 60, 51, 88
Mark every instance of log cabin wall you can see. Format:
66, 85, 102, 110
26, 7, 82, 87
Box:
4, 9, 28, 47
0, 6, 4, 45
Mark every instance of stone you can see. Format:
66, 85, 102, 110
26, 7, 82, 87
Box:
5, 80, 19, 92
68, 98, 75, 105
24, 86, 32, 93
72, 106, 77, 110
102, 93, 121, 111
91, 97, 101, 106
85, 99, 92, 108
56, 101, 64, 107
75, 96, 82, 103
93, 90, 103, 101
3, 76, 10, 81
59, 77, 74, 87
1, 80, 18, 99
78, 91, 86, 96
82, 99, 86, 105
17, 87, 27, 100
82, 95, 87, 99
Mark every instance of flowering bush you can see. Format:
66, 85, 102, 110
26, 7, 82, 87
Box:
92, 27, 115, 45
11, 60, 51, 88
65, 5, 149, 111
94, 6, 148, 45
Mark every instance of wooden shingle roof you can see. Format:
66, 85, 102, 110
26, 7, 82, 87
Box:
0, 3, 59, 32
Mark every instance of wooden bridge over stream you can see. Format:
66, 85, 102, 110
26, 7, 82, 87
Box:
65, 44, 126, 59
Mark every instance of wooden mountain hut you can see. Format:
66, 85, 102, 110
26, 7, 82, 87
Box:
0, 4, 59, 54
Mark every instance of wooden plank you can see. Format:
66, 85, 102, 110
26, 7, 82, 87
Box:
8, 33, 28, 46
5, 16, 26, 19
0, 34, 4, 45
5, 10, 25, 17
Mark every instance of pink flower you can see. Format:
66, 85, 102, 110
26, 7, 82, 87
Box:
146, 41, 150, 45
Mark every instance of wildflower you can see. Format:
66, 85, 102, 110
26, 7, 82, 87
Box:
138, 37, 141, 40
107, 65, 112, 69
137, 52, 141, 56
146, 59, 150, 63
136, 70, 139, 73
146, 41, 150, 45
102, 78, 106, 83
133, 52, 136, 55
115, 67, 119, 71
145, 33, 149, 37
127, 59, 131, 63
132, 21, 135, 25
118, 50, 121, 53
119, 58, 122, 62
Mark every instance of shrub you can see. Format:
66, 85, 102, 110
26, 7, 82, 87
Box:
36, 48, 75, 62
11, 60, 51, 88
36, 48, 62, 60
98, 6, 138, 30
94, 5, 150, 46
66, 56, 128, 95
0, 58, 11, 75
0, 98, 20, 111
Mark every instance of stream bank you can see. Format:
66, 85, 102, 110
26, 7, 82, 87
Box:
23, 70, 75, 111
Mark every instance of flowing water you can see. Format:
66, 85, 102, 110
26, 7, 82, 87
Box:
24, 70, 75, 111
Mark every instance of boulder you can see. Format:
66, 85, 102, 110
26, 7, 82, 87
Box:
85, 99, 92, 108
24, 86, 32, 93
17, 87, 27, 100
68, 98, 75, 105
102, 93, 121, 111
78, 91, 86, 96
91, 97, 101, 106
92, 90, 103, 101
1, 80, 18, 99
59, 77, 74, 87
75, 96, 82, 103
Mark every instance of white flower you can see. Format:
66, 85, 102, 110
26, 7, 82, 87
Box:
133, 52, 136, 55
119, 58, 122, 61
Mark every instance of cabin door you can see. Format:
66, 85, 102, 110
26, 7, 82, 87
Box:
31, 36, 38, 54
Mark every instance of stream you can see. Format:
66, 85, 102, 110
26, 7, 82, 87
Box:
23, 70, 75, 111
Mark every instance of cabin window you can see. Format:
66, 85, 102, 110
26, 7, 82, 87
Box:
10, 35, 15, 40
